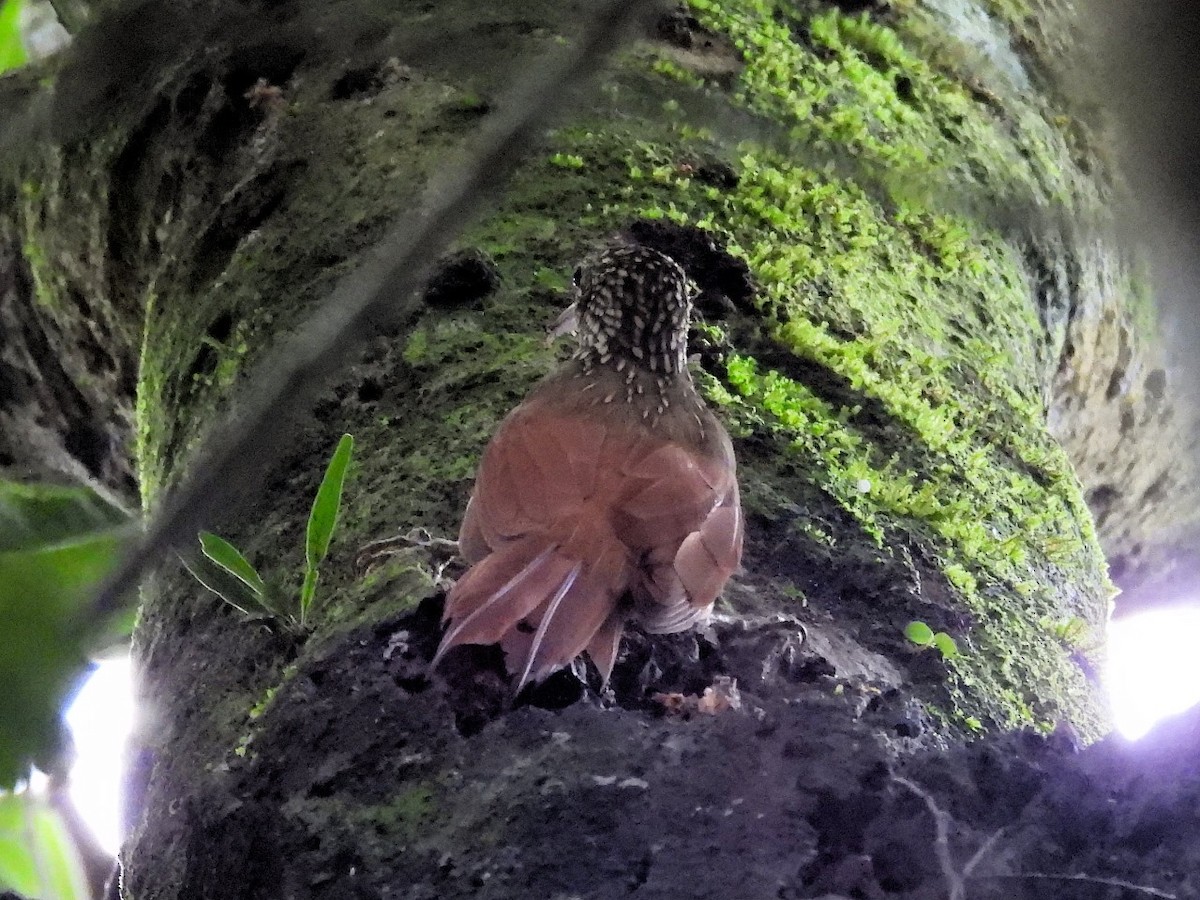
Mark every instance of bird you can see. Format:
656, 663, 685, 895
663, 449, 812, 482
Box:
431, 244, 743, 693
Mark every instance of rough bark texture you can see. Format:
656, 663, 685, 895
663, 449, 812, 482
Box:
0, 188, 138, 510
3, 0, 1199, 897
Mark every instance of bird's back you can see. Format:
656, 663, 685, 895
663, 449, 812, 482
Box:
438, 360, 742, 689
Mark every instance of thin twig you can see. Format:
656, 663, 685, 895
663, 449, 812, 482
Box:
895, 775, 967, 900
977, 872, 1178, 899
960, 826, 1007, 881
46, 0, 88, 35
899, 782, 1181, 900
80, 0, 652, 628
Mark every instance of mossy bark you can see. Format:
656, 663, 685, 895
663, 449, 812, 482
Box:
3, 0, 1192, 896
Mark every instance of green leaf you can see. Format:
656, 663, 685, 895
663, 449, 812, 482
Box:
0, 0, 27, 74
299, 567, 318, 625
0, 481, 128, 554
0, 795, 38, 894
0, 480, 136, 653
90, 603, 140, 656
0, 528, 129, 787
0, 792, 90, 899
932, 632, 959, 659
181, 554, 273, 619
305, 434, 354, 571
903, 620, 935, 647
199, 532, 266, 598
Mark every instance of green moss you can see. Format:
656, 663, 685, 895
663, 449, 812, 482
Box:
680, 0, 1094, 215
290, 784, 438, 855
21, 240, 56, 308
1125, 261, 1160, 344
18, 172, 67, 312
130, 68, 494, 515
320, 551, 437, 632
650, 57, 707, 89
375, 785, 435, 836
549, 152, 586, 170
248, 682, 281, 721
402, 328, 429, 365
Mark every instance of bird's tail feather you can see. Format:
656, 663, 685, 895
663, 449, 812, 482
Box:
432, 543, 564, 670
433, 537, 627, 689
583, 612, 625, 687
512, 561, 582, 692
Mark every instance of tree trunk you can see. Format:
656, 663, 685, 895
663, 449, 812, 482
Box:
4, 0, 1198, 897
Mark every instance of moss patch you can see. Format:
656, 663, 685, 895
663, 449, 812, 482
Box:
649, 1, 1108, 732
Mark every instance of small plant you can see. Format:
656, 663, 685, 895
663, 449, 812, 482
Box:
1045, 615, 1090, 648
548, 152, 585, 170
187, 433, 354, 631
904, 620, 959, 659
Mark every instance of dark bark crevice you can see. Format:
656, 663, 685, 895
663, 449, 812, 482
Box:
0, 229, 137, 504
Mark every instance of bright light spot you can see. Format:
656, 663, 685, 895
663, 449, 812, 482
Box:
1107, 606, 1200, 739
65, 656, 135, 856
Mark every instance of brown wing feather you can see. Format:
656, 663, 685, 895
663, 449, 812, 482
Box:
457, 496, 490, 564
501, 540, 628, 690
673, 481, 742, 608
630, 449, 741, 633
437, 401, 633, 683
434, 542, 572, 664
468, 401, 617, 540
584, 611, 626, 685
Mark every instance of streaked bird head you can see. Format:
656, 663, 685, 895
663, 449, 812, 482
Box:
571, 245, 693, 375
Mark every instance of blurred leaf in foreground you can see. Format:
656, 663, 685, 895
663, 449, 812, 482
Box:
0, 482, 127, 553
0, 0, 28, 74
0, 791, 89, 899
0, 481, 133, 788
